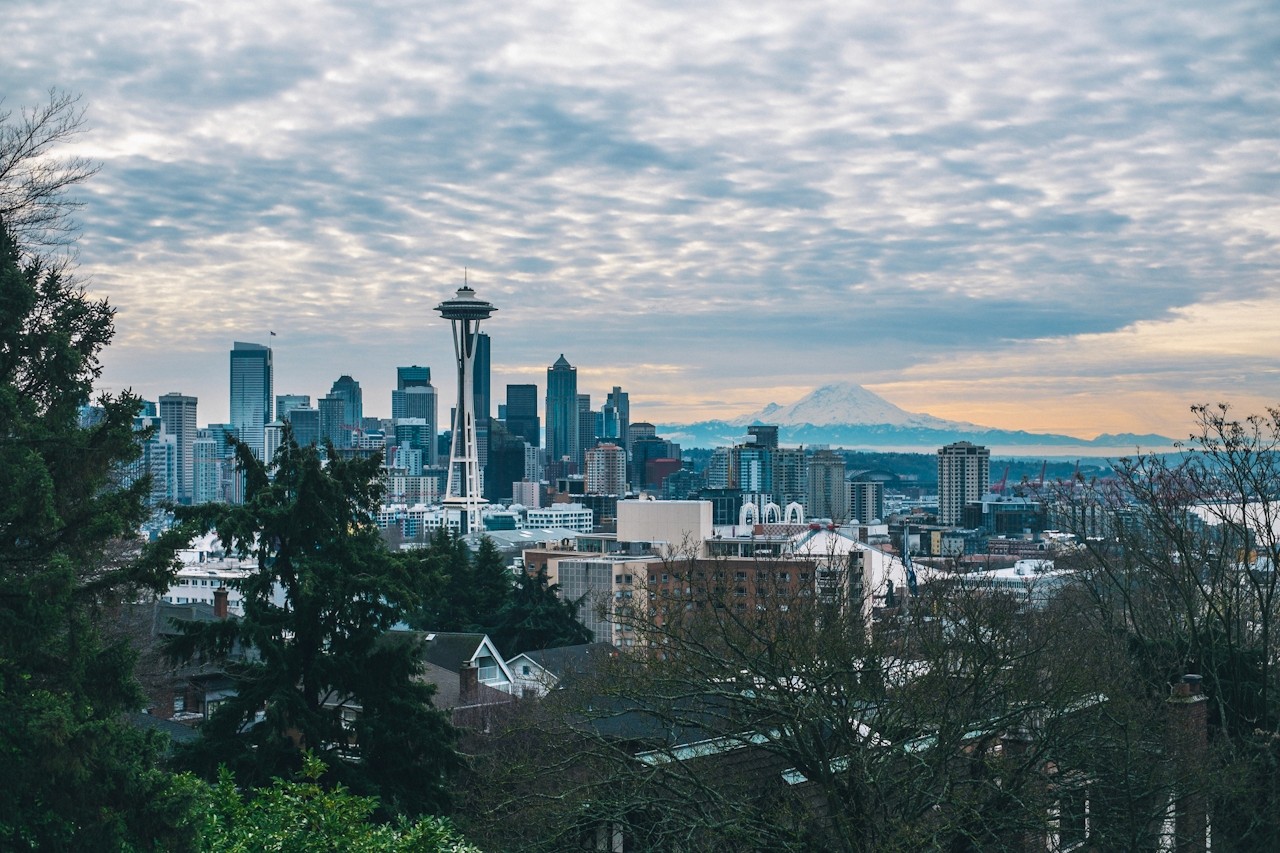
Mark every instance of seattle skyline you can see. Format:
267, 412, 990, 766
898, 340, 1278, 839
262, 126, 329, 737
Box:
6, 0, 1277, 438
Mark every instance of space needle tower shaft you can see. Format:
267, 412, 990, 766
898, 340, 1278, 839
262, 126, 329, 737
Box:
435, 285, 496, 535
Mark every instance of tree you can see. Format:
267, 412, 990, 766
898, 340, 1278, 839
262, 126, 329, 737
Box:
488, 563, 593, 657
0, 215, 197, 848
197, 754, 481, 852
0, 89, 99, 259
462, 543, 1145, 852
169, 435, 458, 818
1059, 403, 1280, 849
407, 529, 513, 634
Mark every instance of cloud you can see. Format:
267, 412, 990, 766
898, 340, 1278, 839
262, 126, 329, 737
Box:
3, 0, 1276, 433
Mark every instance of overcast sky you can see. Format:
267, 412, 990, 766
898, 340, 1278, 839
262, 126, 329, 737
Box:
7, 0, 1277, 439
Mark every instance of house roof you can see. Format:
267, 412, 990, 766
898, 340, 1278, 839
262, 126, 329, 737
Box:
514, 642, 618, 681
421, 661, 514, 710
418, 632, 488, 672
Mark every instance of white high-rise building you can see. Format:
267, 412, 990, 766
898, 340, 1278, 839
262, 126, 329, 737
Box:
937, 441, 990, 526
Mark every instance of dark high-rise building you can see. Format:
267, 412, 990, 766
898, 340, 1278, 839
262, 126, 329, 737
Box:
158, 392, 197, 504
484, 420, 527, 503
606, 386, 630, 453
318, 395, 344, 449
577, 394, 596, 467
230, 341, 272, 460
285, 407, 320, 448
747, 424, 779, 450
546, 355, 578, 464
328, 375, 363, 447
505, 384, 540, 448
472, 334, 491, 425
631, 433, 681, 490
397, 365, 431, 389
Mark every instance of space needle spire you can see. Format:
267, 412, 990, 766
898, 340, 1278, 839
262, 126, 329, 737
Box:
435, 284, 497, 535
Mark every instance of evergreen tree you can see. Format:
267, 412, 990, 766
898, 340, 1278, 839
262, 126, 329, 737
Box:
0, 219, 197, 849
489, 564, 593, 657
408, 530, 512, 634
169, 435, 458, 818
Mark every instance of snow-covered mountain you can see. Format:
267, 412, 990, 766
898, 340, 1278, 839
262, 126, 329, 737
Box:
729, 382, 983, 430
659, 382, 1176, 452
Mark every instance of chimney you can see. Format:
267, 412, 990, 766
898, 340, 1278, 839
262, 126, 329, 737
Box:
213, 586, 229, 619
459, 660, 479, 705
1167, 673, 1208, 853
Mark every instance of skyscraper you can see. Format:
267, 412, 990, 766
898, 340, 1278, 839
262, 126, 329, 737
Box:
328, 375, 363, 447
585, 443, 627, 495
275, 394, 310, 419
546, 355, 578, 465
473, 333, 491, 468
577, 393, 596, 467
397, 365, 431, 389
230, 342, 272, 460
436, 286, 497, 534
607, 386, 630, 454
937, 441, 990, 526
318, 395, 344, 448
807, 449, 848, 521
158, 392, 197, 504
393, 366, 437, 466
285, 407, 320, 448
505, 384, 540, 448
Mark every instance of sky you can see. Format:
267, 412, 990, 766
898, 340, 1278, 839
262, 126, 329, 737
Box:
6, 0, 1278, 440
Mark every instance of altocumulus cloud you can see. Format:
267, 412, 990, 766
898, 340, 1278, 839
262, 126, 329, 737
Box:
3, 0, 1277, 435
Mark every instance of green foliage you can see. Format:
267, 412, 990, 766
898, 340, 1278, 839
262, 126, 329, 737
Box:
0, 215, 196, 849
406, 528, 490, 632
198, 754, 481, 852
488, 564, 592, 658
170, 435, 458, 817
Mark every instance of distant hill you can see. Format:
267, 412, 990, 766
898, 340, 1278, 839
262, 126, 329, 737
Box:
659, 383, 1175, 453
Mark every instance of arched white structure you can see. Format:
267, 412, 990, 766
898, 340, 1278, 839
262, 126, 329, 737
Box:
739, 502, 759, 526
762, 501, 782, 523
784, 502, 805, 524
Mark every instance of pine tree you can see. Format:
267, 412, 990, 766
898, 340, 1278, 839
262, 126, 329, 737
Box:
0, 220, 197, 849
169, 435, 458, 818
489, 564, 593, 657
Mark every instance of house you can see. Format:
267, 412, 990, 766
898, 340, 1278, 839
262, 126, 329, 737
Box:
402, 631, 518, 727
506, 642, 618, 698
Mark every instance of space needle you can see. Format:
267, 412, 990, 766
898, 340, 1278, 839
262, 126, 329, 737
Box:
435, 284, 496, 535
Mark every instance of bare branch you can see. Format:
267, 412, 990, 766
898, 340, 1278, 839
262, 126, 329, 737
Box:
0, 89, 100, 256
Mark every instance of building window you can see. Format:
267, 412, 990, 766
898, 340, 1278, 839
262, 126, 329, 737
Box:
522, 664, 531, 676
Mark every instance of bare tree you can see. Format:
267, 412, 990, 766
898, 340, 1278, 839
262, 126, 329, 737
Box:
0, 89, 99, 257
1056, 403, 1280, 850
460, 542, 1167, 852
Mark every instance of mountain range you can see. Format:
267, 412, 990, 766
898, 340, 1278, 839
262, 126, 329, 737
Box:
657, 382, 1176, 454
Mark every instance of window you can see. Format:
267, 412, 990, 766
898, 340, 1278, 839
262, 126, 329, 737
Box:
476, 655, 499, 682
173, 694, 185, 713
521, 664, 531, 676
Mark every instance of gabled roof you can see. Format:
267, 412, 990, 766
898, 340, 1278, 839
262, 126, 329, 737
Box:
511, 642, 618, 682
418, 632, 488, 672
